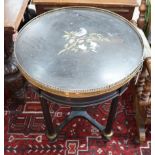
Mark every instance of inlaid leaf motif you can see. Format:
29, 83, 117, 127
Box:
58, 28, 110, 55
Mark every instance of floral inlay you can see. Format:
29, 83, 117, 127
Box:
58, 28, 110, 55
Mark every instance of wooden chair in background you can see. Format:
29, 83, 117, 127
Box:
134, 57, 151, 143
134, 0, 151, 143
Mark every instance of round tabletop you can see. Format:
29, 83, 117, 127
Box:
14, 7, 144, 98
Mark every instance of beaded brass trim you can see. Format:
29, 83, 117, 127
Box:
16, 62, 143, 98
14, 6, 144, 98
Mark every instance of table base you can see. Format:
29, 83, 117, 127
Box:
40, 95, 119, 142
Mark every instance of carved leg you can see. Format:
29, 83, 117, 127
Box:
135, 96, 146, 143
136, 115, 146, 143
137, 0, 147, 30
5, 72, 26, 109
102, 97, 119, 140
5, 54, 26, 109
134, 59, 151, 143
40, 96, 57, 141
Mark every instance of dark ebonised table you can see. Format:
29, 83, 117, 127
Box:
14, 7, 144, 141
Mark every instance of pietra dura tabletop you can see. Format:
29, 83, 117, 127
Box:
14, 7, 144, 141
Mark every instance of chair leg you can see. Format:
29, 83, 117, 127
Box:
135, 97, 146, 143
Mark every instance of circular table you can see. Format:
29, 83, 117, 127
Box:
14, 7, 144, 141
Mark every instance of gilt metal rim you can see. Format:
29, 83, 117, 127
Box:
14, 6, 144, 98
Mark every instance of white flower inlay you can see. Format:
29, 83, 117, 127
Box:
58, 27, 110, 55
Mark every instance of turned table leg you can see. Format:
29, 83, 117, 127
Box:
40, 96, 57, 141
102, 97, 119, 140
